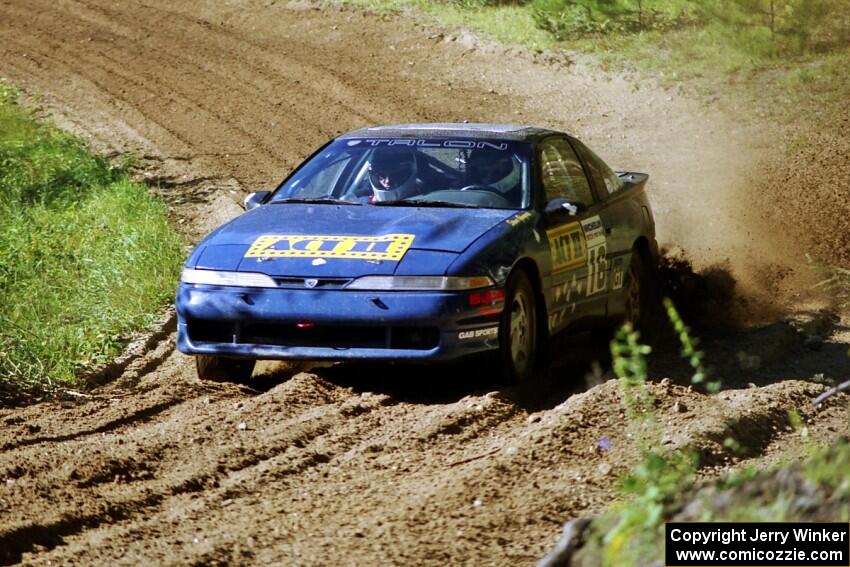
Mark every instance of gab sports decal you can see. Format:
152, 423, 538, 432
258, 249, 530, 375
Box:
458, 327, 499, 340
244, 233, 415, 261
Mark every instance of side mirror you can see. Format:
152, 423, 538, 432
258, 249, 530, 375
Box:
544, 198, 587, 219
243, 191, 270, 211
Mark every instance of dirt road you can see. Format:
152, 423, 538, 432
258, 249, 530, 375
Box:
0, 0, 848, 564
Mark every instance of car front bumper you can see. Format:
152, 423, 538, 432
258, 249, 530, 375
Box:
176, 283, 503, 361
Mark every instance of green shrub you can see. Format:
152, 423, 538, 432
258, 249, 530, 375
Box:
603, 318, 700, 566
611, 323, 657, 442
809, 255, 850, 307
599, 301, 724, 565
528, 0, 849, 64
532, 0, 703, 40
0, 80, 183, 398
447, 0, 529, 8
532, 0, 602, 38
704, 0, 850, 54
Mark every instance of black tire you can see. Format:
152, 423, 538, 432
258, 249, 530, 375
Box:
624, 248, 659, 338
195, 355, 256, 382
499, 270, 538, 383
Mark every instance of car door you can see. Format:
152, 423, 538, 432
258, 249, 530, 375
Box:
538, 136, 609, 334
569, 137, 633, 308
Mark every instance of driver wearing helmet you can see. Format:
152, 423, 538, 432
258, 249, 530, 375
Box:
368, 147, 421, 202
466, 151, 522, 203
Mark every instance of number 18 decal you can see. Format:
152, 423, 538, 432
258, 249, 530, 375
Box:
581, 216, 608, 296
586, 244, 608, 295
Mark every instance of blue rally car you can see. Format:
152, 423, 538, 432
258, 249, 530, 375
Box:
176, 124, 658, 382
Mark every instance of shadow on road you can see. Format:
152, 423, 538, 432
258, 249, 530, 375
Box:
242, 309, 848, 409
247, 329, 614, 411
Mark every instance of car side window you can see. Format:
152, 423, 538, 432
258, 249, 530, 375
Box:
538, 138, 594, 205
572, 139, 624, 197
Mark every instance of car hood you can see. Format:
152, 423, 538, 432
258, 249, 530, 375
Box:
193, 203, 516, 277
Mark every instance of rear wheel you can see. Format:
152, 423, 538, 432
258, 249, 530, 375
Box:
624, 248, 659, 337
499, 270, 538, 383
195, 355, 255, 382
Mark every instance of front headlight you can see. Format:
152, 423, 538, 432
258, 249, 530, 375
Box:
345, 275, 494, 291
181, 268, 277, 288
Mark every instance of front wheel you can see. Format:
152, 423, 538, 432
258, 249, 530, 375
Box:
195, 355, 255, 382
499, 270, 538, 383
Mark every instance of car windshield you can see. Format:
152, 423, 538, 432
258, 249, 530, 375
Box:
270, 138, 532, 209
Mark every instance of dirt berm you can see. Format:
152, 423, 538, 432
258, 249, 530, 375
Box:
1, 1, 848, 565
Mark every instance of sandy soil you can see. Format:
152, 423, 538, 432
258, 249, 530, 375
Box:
0, 0, 848, 564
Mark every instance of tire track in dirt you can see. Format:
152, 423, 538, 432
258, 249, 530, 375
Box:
0, 35, 195, 157
70, 0, 378, 127
1, 398, 182, 451
2, 363, 835, 565
1, 2, 280, 159
0, 0, 847, 564
0, 373, 527, 565
0, 375, 348, 563
19, 382, 528, 565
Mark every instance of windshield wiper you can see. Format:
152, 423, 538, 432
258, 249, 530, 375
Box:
273, 198, 362, 205
373, 200, 479, 209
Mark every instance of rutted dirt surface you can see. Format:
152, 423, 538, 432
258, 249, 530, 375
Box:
0, 0, 848, 565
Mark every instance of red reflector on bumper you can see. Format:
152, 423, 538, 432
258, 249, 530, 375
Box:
468, 289, 505, 306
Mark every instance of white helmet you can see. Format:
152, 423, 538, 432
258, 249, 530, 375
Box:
468, 151, 521, 194
369, 148, 420, 202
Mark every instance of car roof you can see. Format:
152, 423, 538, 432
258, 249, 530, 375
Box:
338, 123, 564, 143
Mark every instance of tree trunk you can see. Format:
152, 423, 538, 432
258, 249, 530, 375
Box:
637, 0, 643, 31
769, 0, 776, 35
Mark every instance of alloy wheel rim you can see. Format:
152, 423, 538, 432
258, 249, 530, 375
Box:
510, 291, 532, 373
625, 265, 641, 324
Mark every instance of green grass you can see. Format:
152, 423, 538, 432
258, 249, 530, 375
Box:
601, 316, 702, 565
435, 4, 555, 48
581, 438, 850, 565
574, 24, 775, 79
331, 0, 850, 93
809, 256, 850, 307
804, 442, 850, 498
580, 304, 850, 566
0, 80, 184, 399
332, 0, 556, 49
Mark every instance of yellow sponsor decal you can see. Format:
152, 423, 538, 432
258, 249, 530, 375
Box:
244, 233, 415, 261
547, 222, 587, 274
506, 211, 532, 226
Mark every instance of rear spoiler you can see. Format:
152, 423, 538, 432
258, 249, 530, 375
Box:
617, 171, 649, 185
616, 171, 649, 188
